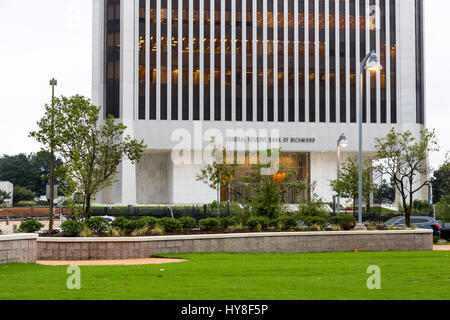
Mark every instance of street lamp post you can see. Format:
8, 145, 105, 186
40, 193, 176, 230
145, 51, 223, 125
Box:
336, 133, 348, 215
356, 50, 382, 230
49, 78, 57, 231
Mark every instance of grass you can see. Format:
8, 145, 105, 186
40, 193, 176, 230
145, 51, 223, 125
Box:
0, 251, 449, 300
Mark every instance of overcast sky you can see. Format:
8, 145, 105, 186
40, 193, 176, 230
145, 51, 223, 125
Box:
0, 0, 449, 170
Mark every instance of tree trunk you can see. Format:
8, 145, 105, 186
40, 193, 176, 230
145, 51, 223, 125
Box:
85, 194, 92, 219
402, 196, 410, 228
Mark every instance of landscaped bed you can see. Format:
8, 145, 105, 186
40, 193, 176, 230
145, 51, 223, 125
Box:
1, 251, 449, 300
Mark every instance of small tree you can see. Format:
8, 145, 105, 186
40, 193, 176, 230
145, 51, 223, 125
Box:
30, 95, 146, 218
195, 142, 239, 215
431, 153, 449, 204
0, 190, 10, 206
329, 157, 375, 215
372, 128, 439, 227
436, 194, 450, 223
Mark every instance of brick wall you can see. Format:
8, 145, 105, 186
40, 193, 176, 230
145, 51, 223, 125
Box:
37, 230, 433, 261
0, 234, 38, 264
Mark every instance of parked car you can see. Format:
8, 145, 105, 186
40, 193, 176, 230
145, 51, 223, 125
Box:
381, 216, 440, 236
438, 222, 450, 241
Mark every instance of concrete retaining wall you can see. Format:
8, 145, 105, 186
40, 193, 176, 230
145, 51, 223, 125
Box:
0, 234, 38, 264
37, 230, 433, 261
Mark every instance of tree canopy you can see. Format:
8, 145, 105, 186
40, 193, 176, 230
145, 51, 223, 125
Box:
30, 95, 146, 218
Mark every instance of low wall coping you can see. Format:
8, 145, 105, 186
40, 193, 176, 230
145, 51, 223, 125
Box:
36, 229, 433, 243
0, 234, 39, 241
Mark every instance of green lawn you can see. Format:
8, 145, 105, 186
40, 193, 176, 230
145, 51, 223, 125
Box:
0, 251, 449, 300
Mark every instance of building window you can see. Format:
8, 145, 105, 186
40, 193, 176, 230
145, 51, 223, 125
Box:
105, 0, 120, 119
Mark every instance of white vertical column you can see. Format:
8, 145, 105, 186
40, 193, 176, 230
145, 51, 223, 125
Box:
294, 0, 299, 122
263, 0, 267, 122
189, 0, 193, 120
345, 0, 350, 123
167, 0, 172, 120
376, 0, 381, 123
156, 0, 161, 120
232, 0, 237, 121
252, 0, 257, 121
145, 0, 150, 120
325, 0, 330, 122
335, 0, 340, 122
315, 0, 319, 122
120, 0, 137, 205
273, 0, 278, 122
284, 0, 289, 122
92, 0, 105, 112
386, 0, 391, 124
200, 0, 204, 120
304, 0, 309, 122
221, 0, 225, 121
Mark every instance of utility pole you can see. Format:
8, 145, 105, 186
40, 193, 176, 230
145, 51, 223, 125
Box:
49, 78, 57, 231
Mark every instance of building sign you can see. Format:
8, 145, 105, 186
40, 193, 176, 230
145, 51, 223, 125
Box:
226, 137, 316, 144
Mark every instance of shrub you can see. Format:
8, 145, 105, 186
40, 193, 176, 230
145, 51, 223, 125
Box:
111, 217, 129, 231
18, 219, 44, 233
433, 236, 440, 244
158, 218, 182, 233
13, 186, 35, 204
219, 216, 237, 229
60, 220, 85, 237
278, 215, 298, 230
139, 216, 160, 229
16, 201, 37, 207
85, 217, 111, 233
199, 218, 220, 231
179, 216, 197, 232
250, 179, 285, 220
124, 219, 148, 234
302, 216, 328, 229
245, 216, 271, 231
329, 214, 356, 230
79, 226, 93, 237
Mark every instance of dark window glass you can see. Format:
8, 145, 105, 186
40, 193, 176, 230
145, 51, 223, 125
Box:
390, 0, 397, 123
299, 0, 305, 122
214, 0, 221, 121
369, 0, 377, 123
225, 0, 232, 121
329, 0, 336, 123
150, 0, 157, 119
138, 0, 146, 120
105, 0, 120, 119
380, 0, 387, 123
236, 0, 243, 121
415, 0, 424, 124
160, 0, 168, 120
171, 0, 178, 120
360, 0, 367, 123
246, 0, 253, 121
257, 0, 264, 121
267, 0, 274, 122
339, 0, 346, 123
349, 0, 356, 123
204, 0, 211, 120
193, 0, 200, 121
182, 0, 189, 120
319, 0, 325, 123
309, 0, 315, 122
